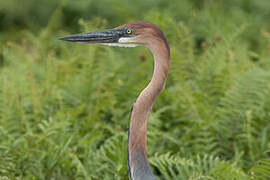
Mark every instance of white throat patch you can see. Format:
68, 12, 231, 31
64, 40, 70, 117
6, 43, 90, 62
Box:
102, 37, 138, 48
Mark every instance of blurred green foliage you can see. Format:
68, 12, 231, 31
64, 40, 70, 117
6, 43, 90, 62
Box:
0, 0, 270, 179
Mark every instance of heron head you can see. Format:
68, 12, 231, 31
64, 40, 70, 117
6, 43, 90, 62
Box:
58, 21, 169, 49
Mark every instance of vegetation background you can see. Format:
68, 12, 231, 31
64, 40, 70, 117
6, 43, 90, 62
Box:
0, 0, 270, 179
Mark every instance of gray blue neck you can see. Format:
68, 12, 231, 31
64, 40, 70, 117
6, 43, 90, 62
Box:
128, 131, 157, 180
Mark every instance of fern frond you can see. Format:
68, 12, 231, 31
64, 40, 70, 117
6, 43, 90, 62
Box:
150, 153, 248, 180
86, 132, 128, 180
215, 68, 270, 163
250, 150, 270, 180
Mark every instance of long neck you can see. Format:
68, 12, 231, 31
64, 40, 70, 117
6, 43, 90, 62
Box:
128, 41, 170, 180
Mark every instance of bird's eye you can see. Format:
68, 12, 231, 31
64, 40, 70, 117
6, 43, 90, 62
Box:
126, 29, 132, 34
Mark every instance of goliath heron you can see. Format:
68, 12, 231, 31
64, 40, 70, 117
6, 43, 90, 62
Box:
59, 21, 170, 180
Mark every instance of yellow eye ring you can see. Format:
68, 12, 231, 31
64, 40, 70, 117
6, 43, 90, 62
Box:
126, 29, 132, 34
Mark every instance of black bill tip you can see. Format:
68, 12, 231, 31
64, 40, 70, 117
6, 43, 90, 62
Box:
58, 33, 91, 42
58, 36, 68, 41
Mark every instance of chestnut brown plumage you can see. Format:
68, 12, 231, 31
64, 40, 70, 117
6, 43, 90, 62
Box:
59, 21, 170, 180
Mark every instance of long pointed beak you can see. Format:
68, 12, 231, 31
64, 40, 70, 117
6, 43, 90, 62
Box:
58, 29, 124, 43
